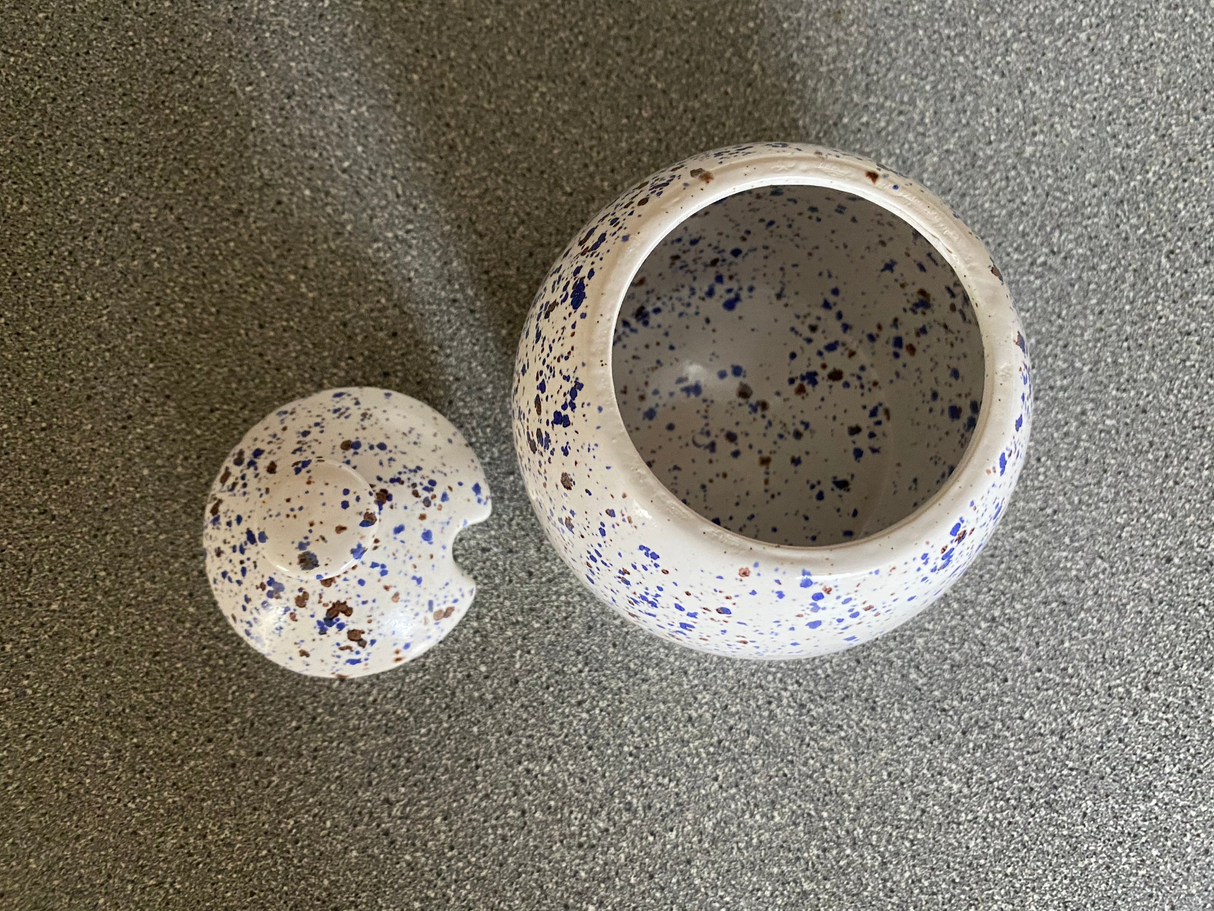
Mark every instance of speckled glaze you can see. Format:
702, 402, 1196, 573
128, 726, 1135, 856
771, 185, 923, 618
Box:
513, 144, 1032, 659
204, 388, 490, 677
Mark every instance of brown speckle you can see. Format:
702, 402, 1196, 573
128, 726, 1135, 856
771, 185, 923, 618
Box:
865, 170, 879, 184
362, 510, 376, 525
298, 551, 319, 571
347, 629, 367, 648
265, 461, 276, 474
299, 649, 310, 657
376, 488, 389, 506
990, 264, 1003, 281
827, 368, 844, 381
561, 472, 574, 490
210, 499, 221, 516
736, 382, 752, 400
294, 591, 309, 610
340, 440, 353, 451
738, 567, 751, 577
334, 525, 347, 534
325, 600, 352, 620
219, 467, 231, 485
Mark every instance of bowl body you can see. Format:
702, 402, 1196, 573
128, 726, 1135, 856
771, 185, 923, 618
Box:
513, 143, 1032, 659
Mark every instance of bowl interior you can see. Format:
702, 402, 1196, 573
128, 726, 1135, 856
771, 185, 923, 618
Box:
612, 184, 985, 547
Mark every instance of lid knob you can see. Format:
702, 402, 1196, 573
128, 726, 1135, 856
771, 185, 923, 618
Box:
257, 459, 378, 580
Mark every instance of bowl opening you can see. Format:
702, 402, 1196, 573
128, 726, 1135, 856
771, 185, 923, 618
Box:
611, 183, 986, 547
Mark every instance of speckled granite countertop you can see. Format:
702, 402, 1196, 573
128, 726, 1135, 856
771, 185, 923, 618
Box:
3, 2, 1212, 908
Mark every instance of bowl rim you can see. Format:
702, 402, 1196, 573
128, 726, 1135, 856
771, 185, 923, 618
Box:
578, 143, 1025, 577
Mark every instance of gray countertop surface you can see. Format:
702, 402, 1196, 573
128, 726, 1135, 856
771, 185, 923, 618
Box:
3, 1, 1213, 908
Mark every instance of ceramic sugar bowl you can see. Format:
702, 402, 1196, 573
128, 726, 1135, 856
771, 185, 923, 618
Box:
513, 143, 1032, 659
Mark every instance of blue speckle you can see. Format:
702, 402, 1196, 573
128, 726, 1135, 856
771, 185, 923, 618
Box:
570, 278, 586, 311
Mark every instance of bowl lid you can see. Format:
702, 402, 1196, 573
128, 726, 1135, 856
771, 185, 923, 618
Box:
204, 388, 490, 677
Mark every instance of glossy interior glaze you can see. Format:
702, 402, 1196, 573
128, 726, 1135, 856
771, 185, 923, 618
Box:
613, 185, 984, 546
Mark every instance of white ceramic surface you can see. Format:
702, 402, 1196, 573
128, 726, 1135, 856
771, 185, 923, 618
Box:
513, 143, 1032, 659
204, 388, 490, 677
